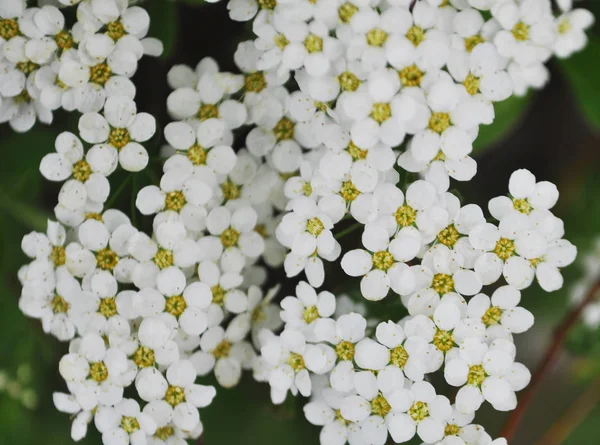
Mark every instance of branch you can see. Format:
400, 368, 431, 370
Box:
499, 280, 600, 442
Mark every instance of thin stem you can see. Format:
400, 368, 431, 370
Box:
334, 222, 363, 240
105, 175, 133, 209
500, 280, 600, 442
535, 375, 600, 445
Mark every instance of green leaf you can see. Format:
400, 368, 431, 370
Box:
473, 95, 532, 154
147, 0, 178, 59
559, 36, 600, 130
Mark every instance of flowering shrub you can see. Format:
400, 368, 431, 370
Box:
7, 0, 596, 444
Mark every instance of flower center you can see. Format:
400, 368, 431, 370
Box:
99, 297, 118, 318
340, 181, 360, 201
255, 224, 268, 238
121, 416, 140, 434
108, 128, 130, 150
512, 22, 530, 41
187, 144, 207, 165
221, 179, 241, 201
437, 225, 460, 247
106, 21, 126, 41
85, 213, 103, 222
211, 285, 225, 306
370, 103, 391, 124
220, 228, 240, 248
399, 65, 424, 87
482, 306, 503, 326
154, 249, 174, 269
302, 306, 319, 324
465, 35, 484, 53
366, 28, 388, 47
165, 295, 187, 317
302, 182, 313, 197
245, 72, 266, 93
213, 340, 232, 359
90, 63, 112, 86
306, 217, 325, 236
72, 160, 92, 182
390, 345, 409, 368
467, 364, 487, 386
428, 112, 451, 134
433, 329, 454, 352
274, 117, 295, 141
154, 426, 175, 440
494, 237, 515, 261
133, 346, 155, 368
409, 401, 429, 422
89, 361, 109, 382
432, 273, 454, 295
51, 294, 70, 314
198, 104, 220, 121
165, 385, 186, 407
463, 74, 480, 96
338, 71, 360, 92
55, 31, 73, 50
252, 306, 266, 322
258, 0, 277, 9
50, 246, 66, 266
335, 341, 355, 361
287, 352, 306, 372
14, 90, 32, 104
347, 141, 368, 160
372, 251, 394, 271
512, 198, 531, 214
17, 61, 39, 75
445, 424, 460, 436
371, 394, 391, 417
274, 34, 289, 49
0, 19, 19, 40
304, 33, 323, 53
164, 191, 186, 212
558, 18, 572, 35
96, 248, 119, 271
338, 2, 358, 23
406, 26, 425, 46
395, 205, 416, 227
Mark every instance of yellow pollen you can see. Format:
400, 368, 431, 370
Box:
17, 61, 39, 75
165, 385, 186, 407
467, 364, 487, 386
213, 340, 232, 359
50, 245, 66, 266
221, 179, 241, 201
302, 182, 313, 196
463, 74, 480, 96
211, 285, 225, 306
220, 228, 240, 248
530, 257, 543, 267
106, 21, 126, 41
306, 217, 325, 236
133, 346, 155, 368
164, 190, 186, 212
85, 213, 103, 222
245, 72, 266, 93
304, 33, 323, 53
96, 248, 119, 271
71, 159, 92, 182
512, 198, 531, 214
445, 424, 461, 436
465, 35, 485, 53
302, 306, 320, 324
154, 426, 175, 440
370, 103, 392, 123
338, 71, 360, 92
51, 294, 70, 314
433, 150, 446, 161
406, 26, 426, 46
274, 34, 289, 49
258, 0, 277, 9
558, 19, 572, 35
512, 22, 530, 41
409, 401, 429, 422
338, 2, 358, 23
255, 224, 269, 238
0, 19, 19, 40
99, 297, 118, 318
482, 306, 503, 326
399, 65, 424, 87
287, 353, 306, 372
340, 181, 360, 201
198, 104, 220, 121
55, 31, 73, 50
14, 90, 32, 104
432, 273, 454, 295
347, 141, 368, 160
433, 329, 454, 352
252, 306, 266, 323
428, 112, 451, 134
395, 205, 416, 227
154, 249, 174, 269
371, 394, 391, 417
187, 144, 207, 165
90, 63, 112, 86
274, 117, 295, 141
121, 416, 140, 434
335, 341, 355, 361
165, 295, 187, 317
437, 225, 460, 248
89, 362, 109, 383
494, 237, 515, 261
390, 345, 409, 368
372, 251, 394, 271
366, 28, 388, 47
108, 128, 130, 150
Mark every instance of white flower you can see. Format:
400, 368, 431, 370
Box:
280, 281, 336, 339
79, 95, 155, 172
95, 399, 157, 445
552, 7, 594, 58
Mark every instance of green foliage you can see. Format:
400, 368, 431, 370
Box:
147, 0, 178, 59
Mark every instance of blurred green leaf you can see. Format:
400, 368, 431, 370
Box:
560, 36, 600, 131
473, 95, 532, 154
147, 0, 178, 59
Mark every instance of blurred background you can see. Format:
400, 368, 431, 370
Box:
1, 0, 600, 443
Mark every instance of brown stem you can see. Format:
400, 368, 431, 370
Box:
499, 280, 600, 442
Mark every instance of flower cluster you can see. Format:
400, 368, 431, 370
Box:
13, 0, 592, 444
0, 0, 161, 132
